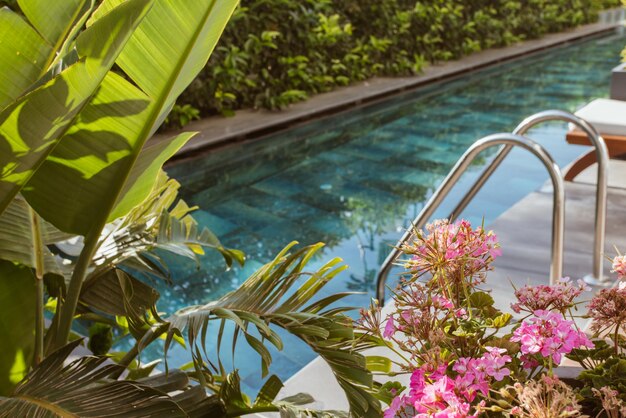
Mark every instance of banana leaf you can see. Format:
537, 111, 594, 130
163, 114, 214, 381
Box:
0, 0, 154, 215
23, 0, 240, 236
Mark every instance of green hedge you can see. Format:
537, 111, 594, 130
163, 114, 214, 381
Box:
176, 0, 621, 121
1, 0, 620, 123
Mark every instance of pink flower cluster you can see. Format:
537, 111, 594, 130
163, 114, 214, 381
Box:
382, 293, 456, 339
612, 255, 626, 280
385, 372, 477, 418
385, 348, 510, 418
404, 219, 502, 280
587, 286, 626, 335
511, 310, 593, 366
511, 277, 588, 314
453, 347, 511, 399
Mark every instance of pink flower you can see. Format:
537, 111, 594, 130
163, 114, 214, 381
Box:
587, 286, 626, 335
519, 354, 540, 370
454, 308, 467, 319
611, 254, 626, 280
452, 348, 511, 401
399, 366, 480, 417
383, 316, 396, 338
410, 367, 426, 395
384, 394, 411, 418
511, 277, 588, 314
402, 219, 501, 285
432, 296, 454, 310
511, 310, 593, 366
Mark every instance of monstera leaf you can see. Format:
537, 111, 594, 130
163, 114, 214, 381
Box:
0, 0, 154, 215
163, 242, 382, 418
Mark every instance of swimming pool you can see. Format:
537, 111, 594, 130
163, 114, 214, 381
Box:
157, 32, 625, 393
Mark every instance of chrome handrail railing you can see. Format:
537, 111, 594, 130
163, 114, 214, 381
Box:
448, 110, 609, 285
376, 133, 565, 303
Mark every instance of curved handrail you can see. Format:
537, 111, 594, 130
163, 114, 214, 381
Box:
376, 133, 565, 303
448, 110, 609, 284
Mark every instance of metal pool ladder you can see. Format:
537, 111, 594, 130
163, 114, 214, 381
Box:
375, 110, 610, 303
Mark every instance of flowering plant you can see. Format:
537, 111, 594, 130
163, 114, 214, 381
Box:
360, 219, 626, 417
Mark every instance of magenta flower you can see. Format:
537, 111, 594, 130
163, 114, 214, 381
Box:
383, 315, 396, 338
384, 395, 411, 418
511, 310, 593, 366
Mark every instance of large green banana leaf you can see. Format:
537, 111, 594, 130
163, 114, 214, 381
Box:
0, 0, 92, 110
0, 261, 35, 396
17, 0, 91, 55
0, 9, 48, 110
23, 0, 239, 236
0, 0, 154, 216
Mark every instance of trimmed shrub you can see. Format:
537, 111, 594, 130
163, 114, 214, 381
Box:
178, 0, 621, 119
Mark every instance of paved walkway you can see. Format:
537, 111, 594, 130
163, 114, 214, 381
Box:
157, 21, 620, 160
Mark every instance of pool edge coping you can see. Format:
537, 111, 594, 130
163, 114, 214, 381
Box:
159, 19, 623, 163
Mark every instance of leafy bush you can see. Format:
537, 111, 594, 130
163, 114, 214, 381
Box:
179, 0, 622, 116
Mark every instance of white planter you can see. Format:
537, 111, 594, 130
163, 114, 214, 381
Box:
610, 63, 626, 101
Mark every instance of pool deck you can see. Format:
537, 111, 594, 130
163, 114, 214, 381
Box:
159, 19, 622, 160
247, 158, 626, 416
485, 159, 626, 306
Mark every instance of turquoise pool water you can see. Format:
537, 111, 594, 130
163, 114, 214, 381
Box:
156, 32, 625, 393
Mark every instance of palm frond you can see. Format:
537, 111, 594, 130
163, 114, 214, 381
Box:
0, 339, 186, 417
73, 172, 243, 320
163, 242, 382, 417
218, 371, 348, 418
91, 171, 243, 273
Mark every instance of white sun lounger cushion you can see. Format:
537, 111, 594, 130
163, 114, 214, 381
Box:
574, 98, 626, 136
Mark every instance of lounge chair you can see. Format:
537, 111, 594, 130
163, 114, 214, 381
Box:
565, 98, 626, 180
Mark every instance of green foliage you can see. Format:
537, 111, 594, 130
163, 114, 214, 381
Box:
570, 340, 626, 414
164, 242, 382, 417
88, 324, 113, 356
0, 339, 186, 417
0, 261, 35, 395
180, 0, 619, 116
0, 0, 19, 9
0, 1, 384, 415
165, 104, 201, 129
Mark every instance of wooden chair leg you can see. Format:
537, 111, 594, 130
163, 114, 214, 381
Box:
564, 149, 597, 181
564, 148, 626, 181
